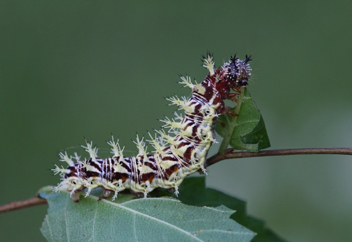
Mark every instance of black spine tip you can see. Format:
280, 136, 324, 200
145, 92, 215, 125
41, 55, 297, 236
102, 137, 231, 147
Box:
244, 55, 252, 63
230, 54, 237, 63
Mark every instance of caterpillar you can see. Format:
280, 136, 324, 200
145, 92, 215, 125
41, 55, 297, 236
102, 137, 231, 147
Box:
52, 54, 252, 202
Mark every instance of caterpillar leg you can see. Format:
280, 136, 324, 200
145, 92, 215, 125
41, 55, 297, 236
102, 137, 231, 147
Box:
70, 190, 83, 203
143, 181, 153, 198
225, 107, 239, 117
103, 189, 112, 198
227, 93, 239, 102
174, 185, 179, 197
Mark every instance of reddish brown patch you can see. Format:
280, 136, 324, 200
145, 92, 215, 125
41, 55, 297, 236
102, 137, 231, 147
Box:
148, 175, 154, 183
216, 101, 226, 114
164, 164, 179, 177
140, 173, 155, 183
182, 146, 194, 162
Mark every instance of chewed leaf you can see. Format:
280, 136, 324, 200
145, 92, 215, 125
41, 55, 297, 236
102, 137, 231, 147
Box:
39, 187, 255, 242
216, 88, 270, 152
239, 114, 271, 151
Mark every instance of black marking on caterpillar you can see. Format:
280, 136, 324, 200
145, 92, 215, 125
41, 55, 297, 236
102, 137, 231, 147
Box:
52, 54, 252, 202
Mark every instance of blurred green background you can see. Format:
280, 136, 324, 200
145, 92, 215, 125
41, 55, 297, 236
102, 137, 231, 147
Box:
1, 1, 352, 241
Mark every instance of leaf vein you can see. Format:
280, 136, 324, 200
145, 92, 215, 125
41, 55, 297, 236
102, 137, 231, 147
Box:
201, 229, 254, 235
64, 195, 70, 242
100, 198, 203, 241
133, 213, 138, 241
46, 215, 54, 241
91, 201, 99, 242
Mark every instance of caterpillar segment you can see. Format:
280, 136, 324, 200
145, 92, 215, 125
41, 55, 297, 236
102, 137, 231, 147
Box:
53, 54, 252, 202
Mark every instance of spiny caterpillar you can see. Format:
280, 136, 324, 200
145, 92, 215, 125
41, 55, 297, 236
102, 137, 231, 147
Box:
52, 54, 252, 202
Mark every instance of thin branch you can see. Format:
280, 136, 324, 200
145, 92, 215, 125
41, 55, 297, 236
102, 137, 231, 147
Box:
1, 148, 351, 213
0, 197, 47, 214
205, 148, 352, 168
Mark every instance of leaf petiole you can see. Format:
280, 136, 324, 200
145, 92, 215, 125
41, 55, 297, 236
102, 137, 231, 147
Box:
218, 86, 246, 154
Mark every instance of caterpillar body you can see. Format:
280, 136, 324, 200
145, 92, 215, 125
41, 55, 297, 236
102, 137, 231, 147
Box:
53, 54, 252, 202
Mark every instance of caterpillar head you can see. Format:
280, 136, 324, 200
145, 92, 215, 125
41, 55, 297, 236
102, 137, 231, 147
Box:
227, 54, 252, 87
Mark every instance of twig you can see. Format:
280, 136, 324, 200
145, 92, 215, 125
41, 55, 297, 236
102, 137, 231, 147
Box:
1, 147, 351, 213
0, 197, 47, 214
204, 148, 352, 168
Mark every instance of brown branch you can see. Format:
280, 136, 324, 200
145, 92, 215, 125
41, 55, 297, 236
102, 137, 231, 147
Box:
0, 197, 47, 214
2, 147, 352, 213
205, 147, 352, 168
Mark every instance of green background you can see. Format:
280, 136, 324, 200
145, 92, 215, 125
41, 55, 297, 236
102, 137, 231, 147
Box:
1, 1, 352, 241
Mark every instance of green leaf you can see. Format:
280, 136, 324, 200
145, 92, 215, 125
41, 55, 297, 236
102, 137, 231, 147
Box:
177, 177, 287, 242
216, 88, 271, 152
39, 186, 255, 242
